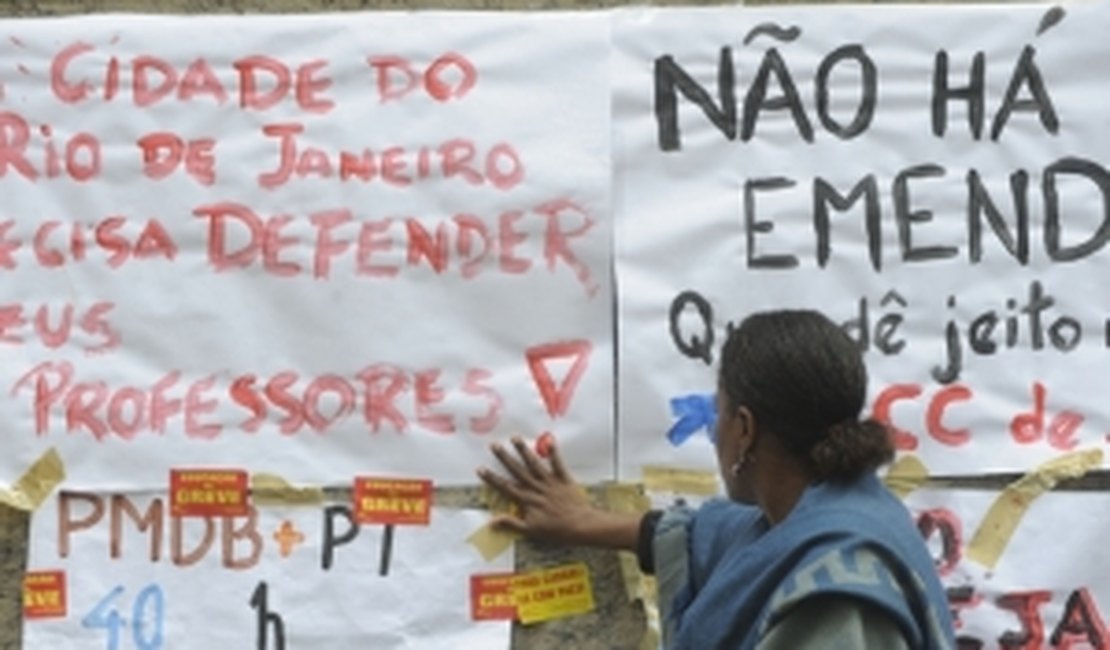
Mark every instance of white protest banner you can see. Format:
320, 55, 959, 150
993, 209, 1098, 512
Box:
904, 486, 1110, 648
24, 496, 511, 649
0, 13, 613, 490
614, 3, 1110, 477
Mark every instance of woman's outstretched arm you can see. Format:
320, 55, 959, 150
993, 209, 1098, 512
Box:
477, 436, 642, 552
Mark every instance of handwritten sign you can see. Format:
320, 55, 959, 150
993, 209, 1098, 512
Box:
904, 487, 1110, 648
0, 12, 613, 491
25, 494, 512, 648
613, 3, 1110, 476
8, 7, 1110, 649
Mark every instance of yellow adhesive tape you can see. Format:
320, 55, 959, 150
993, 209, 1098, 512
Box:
0, 449, 65, 511
481, 484, 522, 516
250, 473, 324, 506
469, 484, 595, 562
467, 522, 518, 562
466, 485, 522, 562
883, 455, 930, 500
603, 482, 651, 514
617, 551, 644, 602
600, 483, 652, 603
966, 448, 1103, 570
642, 466, 719, 496
617, 547, 658, 610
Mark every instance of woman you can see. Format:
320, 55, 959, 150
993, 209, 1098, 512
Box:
478, 309, 955, 649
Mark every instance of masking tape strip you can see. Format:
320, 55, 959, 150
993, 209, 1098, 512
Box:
883, 455, 930, 500
603, 482, 652, 515
617, 551, 644, 602
601, 483, 652, 602
642, 466, 719, 496
635, 580, 663, 650
467, 486, 522, 561
0, 448, 65, 511
467, 522, 518, 562
966, 448, 1103, 569
250, 473, 324, 506
639, 626, 662, 650
482, 484, 520, 516
632, 570, 661, 650
469, 484, 630, 563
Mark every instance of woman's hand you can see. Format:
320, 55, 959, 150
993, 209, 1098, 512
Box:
477, 436, 642, 551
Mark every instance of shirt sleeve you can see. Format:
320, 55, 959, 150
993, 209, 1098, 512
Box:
650, 504, 698, 648
756, 596, 912, 650
636, 509, 663, 574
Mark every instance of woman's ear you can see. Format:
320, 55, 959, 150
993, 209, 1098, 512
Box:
735, 406, 757, 458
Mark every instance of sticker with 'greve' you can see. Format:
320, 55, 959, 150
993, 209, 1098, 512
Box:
170, 468, 249, 517
23, 570, 67, 619
353, 477, 432, 525
470, 573, 518, 621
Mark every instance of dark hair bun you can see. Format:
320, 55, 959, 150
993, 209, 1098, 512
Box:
809, 418, 895, 481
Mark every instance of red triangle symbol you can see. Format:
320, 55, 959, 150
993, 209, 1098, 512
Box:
525, 340, 592, 418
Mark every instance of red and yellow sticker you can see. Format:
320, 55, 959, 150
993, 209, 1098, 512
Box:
470, 573, 518, 621
352, 477, 432, 525
170, 469, 249, 517
511, 562, 595, 625
23, 570, 66, 619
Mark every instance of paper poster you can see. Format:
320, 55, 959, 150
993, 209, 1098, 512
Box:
24, 495, 512, 648
0, 12, 613, 490
614, 3, 1110, 477
904, 487, 1110, 648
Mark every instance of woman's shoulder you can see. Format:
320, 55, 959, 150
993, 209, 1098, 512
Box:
758, 593, 913, 650
690, 498, 768, 545
796, 474, 917, 534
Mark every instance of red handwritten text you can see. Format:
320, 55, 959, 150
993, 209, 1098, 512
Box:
0, 217, 177, 269
871, 381, 1085, 452
51, 44, 335, 113
138, 132, 216, 185
0, 113, 100, 182
257, 126, 523, 190
193, 198, 598, 295
367, 52, 477, 103
0, 302, 119, 353
915, 507, 1109, 649
12, 363, 503, 440
59, 492, 262, 569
